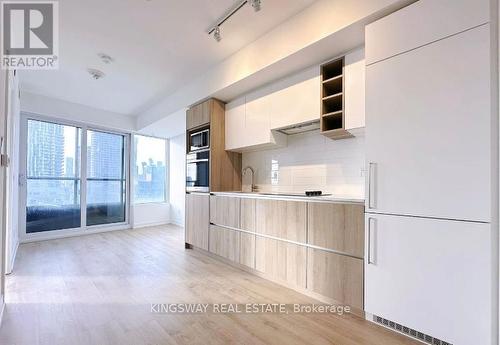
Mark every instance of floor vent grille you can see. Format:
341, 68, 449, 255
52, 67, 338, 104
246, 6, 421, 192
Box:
373, 315, 453, 345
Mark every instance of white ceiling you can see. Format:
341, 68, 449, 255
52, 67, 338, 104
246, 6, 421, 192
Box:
19, 0, 316, 116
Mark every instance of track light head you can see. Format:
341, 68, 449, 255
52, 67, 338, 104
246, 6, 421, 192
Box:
214, 26, 221, 42
250, 0, 261, 12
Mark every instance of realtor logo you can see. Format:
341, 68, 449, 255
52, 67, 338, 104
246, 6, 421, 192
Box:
1, 1, 59, 69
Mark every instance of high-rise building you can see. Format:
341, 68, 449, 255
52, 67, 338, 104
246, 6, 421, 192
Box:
27, 120, 64, 177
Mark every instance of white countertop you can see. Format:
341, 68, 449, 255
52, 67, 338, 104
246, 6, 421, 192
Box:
210, 191, 365, 205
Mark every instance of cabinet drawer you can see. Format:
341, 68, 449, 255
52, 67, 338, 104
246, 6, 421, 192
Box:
240, 232, 255, 269
255, 199, 306, 242
209, 195, 240, 228
307, 203, 364, 257
255, 237, 306, 288
365, 0, 489, 65
209, 225, 240, 262
240, 198, 256, 232
307, 248, 363, 310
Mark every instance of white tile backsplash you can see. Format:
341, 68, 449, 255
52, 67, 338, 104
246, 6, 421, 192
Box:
242, 129, 365, 199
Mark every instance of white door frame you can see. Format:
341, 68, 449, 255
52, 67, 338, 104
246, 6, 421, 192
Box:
18, 112, 131, 243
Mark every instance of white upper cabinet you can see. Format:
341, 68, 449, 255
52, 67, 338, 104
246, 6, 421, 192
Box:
365, 0, 489, 65
269, 66, 320, 130
365, 24, 491, 222
225, 96, 246, 151
344, 48, 365, 130
225, 88, 286, 152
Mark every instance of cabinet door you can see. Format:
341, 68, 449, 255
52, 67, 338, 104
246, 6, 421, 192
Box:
269, 66, 320, 129
187, 101, 210, 130
209, 195, 240, 228
307, 248, 363, 310
225, 96, 246, 151
364, 213, 492, 345
365, 25, 491, 222
365, 0, 489, 65
245, 87, 272, 147
307, 202, 364, 258
255, 199, 306, 242
209, 225, 240, 262
255, 237, 306, 288
344, 48, 365, 130
185, 193, 209, 250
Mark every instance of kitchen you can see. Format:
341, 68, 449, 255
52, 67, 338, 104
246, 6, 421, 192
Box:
184, 1, 497, 344
0, 0, 496, 344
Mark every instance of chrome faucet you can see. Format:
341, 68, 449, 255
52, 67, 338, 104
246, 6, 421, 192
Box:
242, 166, 257, 192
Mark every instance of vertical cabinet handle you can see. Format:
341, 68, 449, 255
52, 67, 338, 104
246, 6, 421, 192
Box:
367, 217, 376, 265
368, 162, 376, 209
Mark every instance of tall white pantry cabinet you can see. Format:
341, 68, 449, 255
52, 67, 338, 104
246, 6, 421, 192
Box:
364, 1, 495, 345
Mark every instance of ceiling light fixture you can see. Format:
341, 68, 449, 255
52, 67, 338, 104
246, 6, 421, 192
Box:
207, 0, 263, 42
87, 68, 105, 80
98, 53, 114, 64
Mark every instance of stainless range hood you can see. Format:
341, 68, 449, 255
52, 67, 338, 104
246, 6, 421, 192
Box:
274, 119, 320, 135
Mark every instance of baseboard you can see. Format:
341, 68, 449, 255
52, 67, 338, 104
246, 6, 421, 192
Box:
132, 221, 170, 229
169, 219, 184, 227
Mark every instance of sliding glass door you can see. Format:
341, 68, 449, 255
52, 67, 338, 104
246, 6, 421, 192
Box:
21, 116, 129, 235
86, 130, 126, 226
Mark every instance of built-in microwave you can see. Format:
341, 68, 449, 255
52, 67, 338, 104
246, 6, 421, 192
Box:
186, 150, 209, 192
188, 128, 210, 153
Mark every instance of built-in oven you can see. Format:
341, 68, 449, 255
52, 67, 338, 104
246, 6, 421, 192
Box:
188, 128, 210, 153
186, 150, 209, 192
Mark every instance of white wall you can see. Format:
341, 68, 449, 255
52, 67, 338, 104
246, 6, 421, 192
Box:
169, 133, 186, 227
20, 92, 136, 132
242, 130, 365, 199
131, 203, 170, 228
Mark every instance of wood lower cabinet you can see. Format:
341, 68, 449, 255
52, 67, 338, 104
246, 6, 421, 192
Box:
240, 198, 256, 232
308, 202, 364, 258
239, 232, 255, 269
307, 248, 363, 310
210, 195, 240, 228
256, 199, 306, 242
209, 225, 240, 262
255, 237, 306, 289
205, 194, 364, 311
185, 193, 209, 250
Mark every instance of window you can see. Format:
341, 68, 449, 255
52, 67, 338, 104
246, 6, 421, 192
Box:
133, 135, 167, 203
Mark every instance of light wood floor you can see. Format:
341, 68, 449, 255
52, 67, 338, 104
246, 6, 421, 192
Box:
0, 225, 419, 345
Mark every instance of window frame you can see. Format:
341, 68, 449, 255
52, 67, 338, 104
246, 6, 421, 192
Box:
132, 133, 169, 205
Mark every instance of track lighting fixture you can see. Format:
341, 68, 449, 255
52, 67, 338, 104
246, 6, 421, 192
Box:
214, 26, 221, 42
207, 0, 263, 42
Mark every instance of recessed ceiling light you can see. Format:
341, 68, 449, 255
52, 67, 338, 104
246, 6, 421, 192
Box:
87, 68, 105, 80
98, 53, 114, 64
